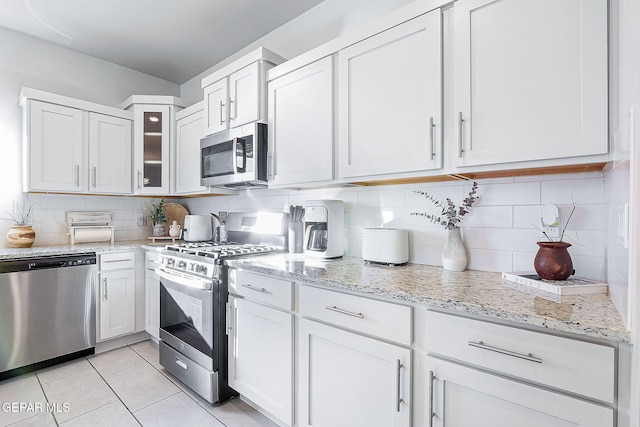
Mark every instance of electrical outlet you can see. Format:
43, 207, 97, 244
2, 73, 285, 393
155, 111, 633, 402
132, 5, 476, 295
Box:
135, 211, 144, 226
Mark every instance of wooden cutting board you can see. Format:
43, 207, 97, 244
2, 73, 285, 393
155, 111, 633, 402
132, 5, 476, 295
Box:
164, 203, 189, 235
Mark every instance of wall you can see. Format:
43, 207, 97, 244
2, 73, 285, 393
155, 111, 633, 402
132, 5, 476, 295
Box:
0, 27, 180, 248
180, 0, 415, 103
179, 172, 606, 280
613, 0, 640, 424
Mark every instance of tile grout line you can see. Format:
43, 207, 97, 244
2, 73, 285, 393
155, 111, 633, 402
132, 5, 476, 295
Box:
128, 342, 231, 427
85, 354, 144, 427
33, 372, 58, 427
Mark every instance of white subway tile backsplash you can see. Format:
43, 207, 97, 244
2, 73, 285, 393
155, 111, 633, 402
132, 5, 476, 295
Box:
467, 249, 513, 273
474, 181, 541, 206
563, 230, 605, 257
460, 206, 513, 228
541, 178, 603, 205
4, 173, 607, 281
571, 256, 605, 282
464, 228, 540, 253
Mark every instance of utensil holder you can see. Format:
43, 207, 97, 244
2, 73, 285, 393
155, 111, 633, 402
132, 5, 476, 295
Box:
288, 222, 304, 253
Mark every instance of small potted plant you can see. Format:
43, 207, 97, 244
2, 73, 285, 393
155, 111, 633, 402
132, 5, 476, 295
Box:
2, 195, 36, 248
149, 198, 168, 237
411, 182, 479, 271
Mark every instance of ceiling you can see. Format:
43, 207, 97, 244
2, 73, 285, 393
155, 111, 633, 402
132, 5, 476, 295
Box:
0, 0, 325, 84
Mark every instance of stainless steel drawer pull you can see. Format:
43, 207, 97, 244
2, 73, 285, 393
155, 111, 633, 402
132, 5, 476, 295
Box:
468, 340, 542, 364
92, 166, 97, 187
219, 100, 225, 125
103, 259, 132, 264
325, 306, 364, 319
175, 357, 188, 370
103, 277, 108, 300
241, 284, 266, 293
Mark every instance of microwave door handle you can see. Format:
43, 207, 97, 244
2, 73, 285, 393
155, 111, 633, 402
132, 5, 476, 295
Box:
232, 137, 239, 173
238, 139, 246, 171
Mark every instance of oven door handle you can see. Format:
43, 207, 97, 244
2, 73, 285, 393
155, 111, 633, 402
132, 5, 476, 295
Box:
155, 267, 213, 290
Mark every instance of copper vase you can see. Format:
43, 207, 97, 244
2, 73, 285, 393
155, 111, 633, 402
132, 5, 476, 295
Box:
534, 242, 574, 280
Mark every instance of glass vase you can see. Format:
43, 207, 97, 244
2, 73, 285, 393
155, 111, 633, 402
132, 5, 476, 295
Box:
442, 227, 467, 272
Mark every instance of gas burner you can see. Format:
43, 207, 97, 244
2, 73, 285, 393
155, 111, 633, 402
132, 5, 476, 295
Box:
164, 242, 278, 260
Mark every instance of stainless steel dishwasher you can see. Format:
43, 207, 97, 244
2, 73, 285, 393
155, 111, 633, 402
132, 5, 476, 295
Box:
0, 252, 97, 380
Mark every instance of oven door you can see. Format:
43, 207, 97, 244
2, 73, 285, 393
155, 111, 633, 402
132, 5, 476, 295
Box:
157, 268, 215, 370
200, 136, 246, 185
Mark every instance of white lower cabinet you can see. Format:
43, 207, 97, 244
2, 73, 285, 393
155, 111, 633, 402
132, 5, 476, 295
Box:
425, 310, 615, 427
427, 357, 613, 427
298, 285, 412, 427
97, 251, 137, 341
298, 319, 411, 427
228, 296, 293, 424
144, 251, 160, 341
227, 269, 294, 425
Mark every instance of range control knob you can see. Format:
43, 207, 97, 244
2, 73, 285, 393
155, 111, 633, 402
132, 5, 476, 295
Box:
177, 260, 187, 269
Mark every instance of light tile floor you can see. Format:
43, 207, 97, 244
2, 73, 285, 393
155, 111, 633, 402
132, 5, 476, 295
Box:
0, 340, 279, 427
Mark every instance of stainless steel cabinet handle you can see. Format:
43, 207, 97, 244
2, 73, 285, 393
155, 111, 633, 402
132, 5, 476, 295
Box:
219, 100, 225, 125
429, 370, 435, 427
229, 98, 235, 120
92, 166, 97, 188
103, 277, 108, 300
74, 164, 80, 187
241, 283, 266, 293
468, 340, 543, 364
137, 170, 142, 190
324, 306, 364, 318
458, 112, 464, 158
103, 259, 131, 264
395, 359, 403, 412
429, 117, 436, 161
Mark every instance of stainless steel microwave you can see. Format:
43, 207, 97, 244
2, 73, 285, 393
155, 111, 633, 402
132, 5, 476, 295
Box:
200, 122, 268, 188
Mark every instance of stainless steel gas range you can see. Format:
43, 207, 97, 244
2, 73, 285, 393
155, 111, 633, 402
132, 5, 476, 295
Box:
155, 212, 287, 404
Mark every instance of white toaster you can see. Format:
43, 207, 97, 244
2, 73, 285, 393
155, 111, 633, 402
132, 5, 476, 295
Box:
362, 228, 409, 265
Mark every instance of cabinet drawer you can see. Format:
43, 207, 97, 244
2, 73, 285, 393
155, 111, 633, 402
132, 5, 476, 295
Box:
425, 311, 615, 403
229, 269, 293, 311
145, 250, 160, 270
99, 251, 135, 271
299, 285, 412, 346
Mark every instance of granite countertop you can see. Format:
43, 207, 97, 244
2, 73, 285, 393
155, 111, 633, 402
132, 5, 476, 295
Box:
0, 240, 163, 260
0, 243, 631, 343
227, 253, 632, 344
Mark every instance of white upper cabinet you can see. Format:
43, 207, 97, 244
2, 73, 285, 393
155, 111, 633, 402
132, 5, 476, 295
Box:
267, 56, 334, 187
338, 10, 442, 179
89, 113, 132, 194
27, 100, 85, 192
453, 0, 608, 167
174, 103, 208, 195
201, 47, 285, 137
22, 89, 133, 195
130, 103, 171, 195
203, 78, 228, 136
229, 62, 260, 128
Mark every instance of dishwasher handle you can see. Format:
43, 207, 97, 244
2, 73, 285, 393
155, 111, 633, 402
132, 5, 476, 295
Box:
28, 260, 67, 269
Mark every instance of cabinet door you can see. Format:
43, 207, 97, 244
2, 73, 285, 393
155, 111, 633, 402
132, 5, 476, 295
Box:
453, 0, 607, 167
145, 268, 160, 341
299, 319, 411, 427
175, 108, 207, 194
203, 79, 229, 136
427, 357, 613, 427
28, 100, 85, 192
268, 57, 334, 187
229, 62, 260, 128
89, 113, 132, 194
228, 296, 293, 424
98, 269, 136, 341
133, 105, 170, 194
338, 11, 442, 179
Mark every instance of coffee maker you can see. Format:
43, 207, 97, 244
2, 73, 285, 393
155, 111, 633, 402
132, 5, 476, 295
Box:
303, 200, 344, 259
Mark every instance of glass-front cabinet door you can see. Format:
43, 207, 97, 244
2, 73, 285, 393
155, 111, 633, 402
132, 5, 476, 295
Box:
132, 105, 170, 194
